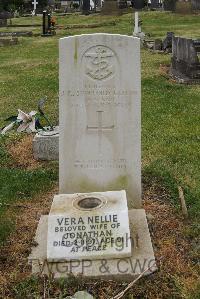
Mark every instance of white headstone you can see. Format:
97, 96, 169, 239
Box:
47, 190, 132, 260
134, 12, 139, 34
134, 12, 142, 35
59, 34, 141, 208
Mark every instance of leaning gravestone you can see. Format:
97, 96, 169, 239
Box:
170, 36, 200, 84
29, 34, 156, 280
59, 34, 141, 208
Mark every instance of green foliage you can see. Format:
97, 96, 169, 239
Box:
0, 0, 24, 12
0, 141, 13, 167
188, 284, 200, 299
0, 0, 48, 12
13, 276, 41, 299
0, 212, 14, 245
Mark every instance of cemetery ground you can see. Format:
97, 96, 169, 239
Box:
0, 11, 199, 299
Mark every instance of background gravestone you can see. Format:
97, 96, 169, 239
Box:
59, 34, 141, 208
163, 0, 176, 11
191, 0, 200, 10
133, 0, 145, 9
151, 0, 160, 9
33, 127, 59, 161
171, 36, 200, 83
175, 0, 192, 14
101, 0, 122, 15
82, 0, 91, 14
0, 11, 11, 27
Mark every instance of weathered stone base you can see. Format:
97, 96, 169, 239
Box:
41, 33, 55, 37
0, 31, 32, 37
33, 127, 59, 161
170, 68, 200, 84
0, 37, 18, 47
28, 209, 156, 281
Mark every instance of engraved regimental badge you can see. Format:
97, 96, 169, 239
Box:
84, 46, 115, 80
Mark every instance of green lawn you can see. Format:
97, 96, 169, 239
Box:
0, 9, 199, 250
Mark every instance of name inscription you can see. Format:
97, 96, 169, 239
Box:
74, 159, 127, 169
51, 214, 127, 254
67, 87, 136, 108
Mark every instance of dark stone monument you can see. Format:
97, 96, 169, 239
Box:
170, 36, 200, 83
192, 0, 200, 10
133, 0, 145, 9
0, 18, 7, 27
163, 32, 174, 52
41, 11, 55, 37
118, 0, 128, 9
0, 11, 11, 27
145, 32, 174, 53
82, 0, 90, 14
163, 0, 176, 11
151, 0, 160, 9
153, 39, 163, 50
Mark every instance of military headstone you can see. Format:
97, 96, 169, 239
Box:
59, 34, 141, 208
28, 33, 156, 281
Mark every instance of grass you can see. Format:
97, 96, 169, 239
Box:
141, 50, 200, 219
0, 10, 200, 298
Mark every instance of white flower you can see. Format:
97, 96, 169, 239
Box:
17, 109, 37, 133
1, 122, 15, 135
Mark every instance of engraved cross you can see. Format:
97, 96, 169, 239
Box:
87, 111, 114, 132
87, 111, 114, 154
